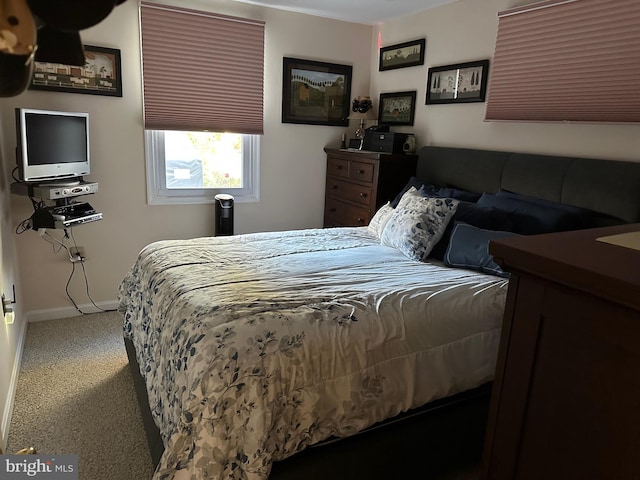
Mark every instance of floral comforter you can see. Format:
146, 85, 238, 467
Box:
118, 227, 508, 480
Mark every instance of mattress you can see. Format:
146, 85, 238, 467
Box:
118, 226, 508, 480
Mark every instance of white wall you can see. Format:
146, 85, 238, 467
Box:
0, 106, 27, 452
373, 0, 640, 161
0, 0, 372, 316
0, 0, 372, 444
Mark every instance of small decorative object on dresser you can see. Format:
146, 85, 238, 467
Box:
323, 147, 417, 227
348, 96, 376, 150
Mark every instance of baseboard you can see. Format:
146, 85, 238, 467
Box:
25, 300, 119, 323
2, 300, 119, 450
1, 318, 28, 452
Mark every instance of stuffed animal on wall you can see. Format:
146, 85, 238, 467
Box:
0, 0, 128, 97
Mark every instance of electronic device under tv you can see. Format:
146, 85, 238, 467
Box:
15, 107, 90, 186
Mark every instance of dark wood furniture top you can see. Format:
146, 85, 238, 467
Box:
482, 223, 640, 480
323, 148, 416, 227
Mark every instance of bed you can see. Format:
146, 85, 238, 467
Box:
119, 146, 640, 480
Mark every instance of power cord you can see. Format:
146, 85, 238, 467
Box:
39, 228, 116, 314
69, 229, 115, 314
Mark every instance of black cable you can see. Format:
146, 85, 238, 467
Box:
15, 218, 31, 234
70, 229, 116, 313
11, 166, 20, 183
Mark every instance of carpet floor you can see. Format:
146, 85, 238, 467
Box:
6, 311, 155, 480
6, 311, 480, 480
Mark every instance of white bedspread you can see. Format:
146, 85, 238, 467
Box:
118, 227, 508, 480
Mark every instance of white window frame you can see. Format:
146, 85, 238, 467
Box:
145, 130, 260, 205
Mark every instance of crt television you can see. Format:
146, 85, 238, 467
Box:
15, 108, 90, 184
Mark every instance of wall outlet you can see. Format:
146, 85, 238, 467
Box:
69, 246, 86, 262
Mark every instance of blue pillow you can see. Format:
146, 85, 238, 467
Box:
391, 178, 482, 208
476, 193, 588, 235
391, 177, 424, 208
443, 222, 520, 277
496, 190, 594, 219
429, 202, 517, 260
420, 184, 482, 202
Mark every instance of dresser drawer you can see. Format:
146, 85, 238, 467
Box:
324, 197, 371, 227
327, 157, 349, 179
326, 178, 374, 207
348, 160, 374, 183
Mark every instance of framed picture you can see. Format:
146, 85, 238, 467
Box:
426, 60, 489, 104
379, 38, 426, 71
29, 45, 122, 97
378, 91, 417, 126
282, 57, 352, 126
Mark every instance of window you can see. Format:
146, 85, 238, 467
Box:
145, 131, 259, 205
140, 2, 265, 204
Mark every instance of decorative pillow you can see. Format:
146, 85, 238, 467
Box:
429, 202, 518, 260
381, 187, 458, 261
476, 193, 589, 235
444, 222, 520, 277
367, 202, 393, 238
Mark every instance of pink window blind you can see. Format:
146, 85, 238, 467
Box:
140, 2, 265, 134
485, 0, 640, 123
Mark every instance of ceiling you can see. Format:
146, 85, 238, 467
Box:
227, 0, 456, 24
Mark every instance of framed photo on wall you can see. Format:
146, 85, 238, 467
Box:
426, 59, 489, 104
379, 38, 426, 71
378, 91, 417, 126
29, 45, 123, 97
282, 57, 352, 126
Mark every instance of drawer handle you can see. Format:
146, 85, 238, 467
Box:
357, 169, 365, 174
357, 217, 365, 224
359, 192, 368, 198
335, 165, 344, 170
329, 208, 336, 212
331, 184, 338, 190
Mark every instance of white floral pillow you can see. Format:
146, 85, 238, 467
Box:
367, 202, 393, 238
380, 187, 458, 261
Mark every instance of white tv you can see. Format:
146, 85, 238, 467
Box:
15, 107, 90, 185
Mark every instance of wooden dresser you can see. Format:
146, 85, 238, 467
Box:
323, 147, 417, 227
482, 224, 640, 480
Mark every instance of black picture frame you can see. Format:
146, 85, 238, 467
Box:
378, 91, 417, 126
426, 59, 489, 105
282, 57, 352, 126
379, 38, 426, 71
29, 45, 123, 97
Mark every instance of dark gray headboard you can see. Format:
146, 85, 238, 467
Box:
416, 146, 640, 224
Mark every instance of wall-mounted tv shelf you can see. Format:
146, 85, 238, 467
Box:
11, 180, 98, 202
11, 180, 103, 230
